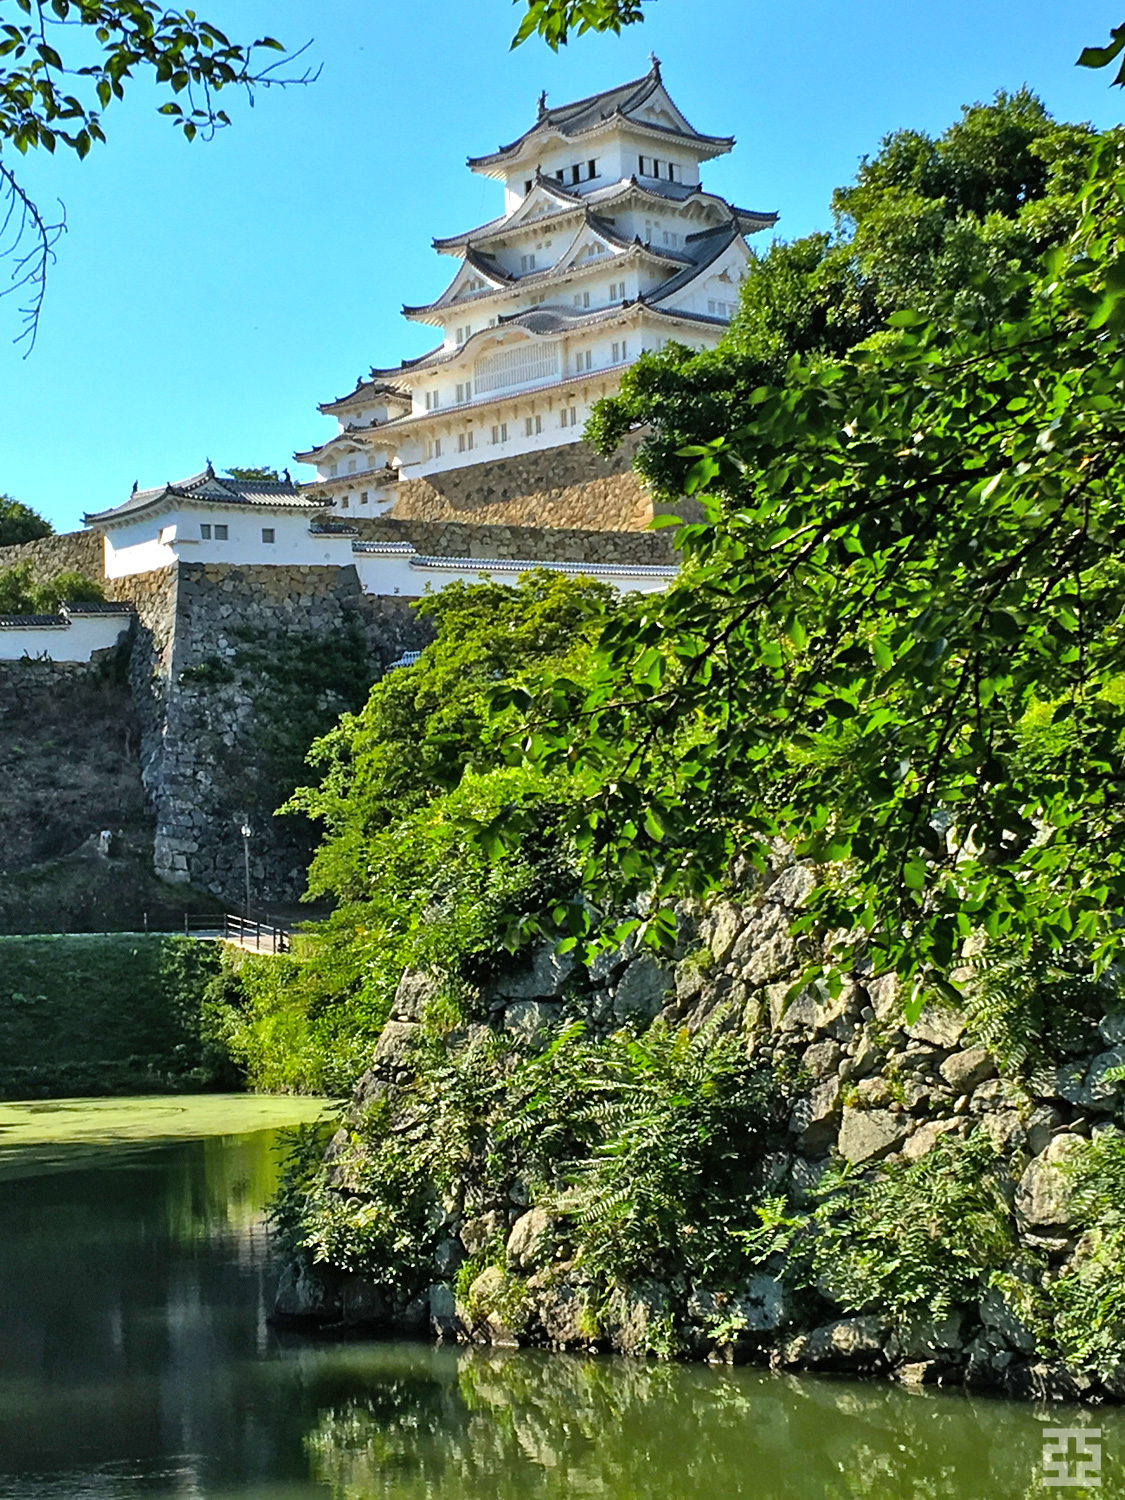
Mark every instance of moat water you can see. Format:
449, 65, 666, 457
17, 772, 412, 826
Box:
0, 1093, 1121, 1499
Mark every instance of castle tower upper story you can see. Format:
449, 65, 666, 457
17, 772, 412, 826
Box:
296, 62, 777, 509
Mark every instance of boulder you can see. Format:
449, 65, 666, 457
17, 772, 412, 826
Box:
465, 1265, 521, 1345
503, 1000, 561, 1046
866, 973, 899, 1022
506, 1207, 554, 1272
736, 1273, 789, 1333
613, 955, 670, 1022
372, 1019, 418, 1071
907, 1005, 965, 1050
788, 1315, 890, 1367
1084, 1046, 1125, 1111
274, 1261, 342, 1321
496, 945, 576, 1000
705, 901, 743, 965
392, 968, 439, 1022
1016, 1133, 1083, 1228
535, 1280, 588, 1347
788, 1077, 843, 1151
616, 1279, 672, 1357
939, 1046, 996, 1094
460, 1209, 505, 1257
892, 1311, 964, 1360
901, 1117, 962, 1162
979, 1287, 1036, 1353
838, 1107, 910, 1164
433, 1238, 464, 1276
1099, 1011, 1125, 1047
801, 1039, 843, 1080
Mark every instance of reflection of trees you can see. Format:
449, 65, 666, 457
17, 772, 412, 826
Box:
307, 1347, 1124, 1500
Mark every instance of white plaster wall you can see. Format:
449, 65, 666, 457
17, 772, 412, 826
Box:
103, 509, 351, 578
0, 615, 130, 662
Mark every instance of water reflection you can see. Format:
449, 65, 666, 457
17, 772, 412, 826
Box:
0, 1107, 1120, 1500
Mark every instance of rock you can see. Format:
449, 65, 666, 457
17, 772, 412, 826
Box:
340, 1275, 391, 1326
372, 1019, 418, 1071
1099, 1011, 1125, 1046
764, 864, 815, 909
866, 973, 899, 1022
506, 1207, 554, 1272
788, 1315, 890, 1367
392, 968, 439, 1022
789, 1077, 843, 1150
535, 1280, 588, 1346
503, 1000, 561, 1046
855, 1076, 893, 1108
801, 1039, 842, 1080
901, 1117, 963, 1162
616, 1279, 672, 1357
939, 1046, 996, 1093
892, 1312, 964, 1360
1029, 1062, 1089, 1107
907, 1005, 965, 1050
897, 1361, 939, 1385
901, 1078, 931, 1113
460, 1210, 505, 1257
1025, 1105, 1062, 1157
674, 954, 709, 1005
613, 955, 670, 1022
838, 1107, 910, 1164
732, 908, 796, 986
274, 1261, 342, 1321
1016, 1133, 1084, 1228
979, 1287, 1036, 1353
706, 901, 743, 965
465, 1266, 521, 1345
789, 1155, 831, 1203
1084, 1046, 1125, 1111
736, 1273, 789, 1333
496, 945, 576, 1000
979, 1109, 1024, 1154
588, 929, 636, 982
428, 1281, 460, 1337
433, 1238, 464, 1276
849, 1036, 884, 1080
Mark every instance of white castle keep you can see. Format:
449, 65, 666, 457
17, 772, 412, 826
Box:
78, 63, 775, 606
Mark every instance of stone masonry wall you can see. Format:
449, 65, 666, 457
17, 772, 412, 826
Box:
152, 562, 427, 904
0, 528, 106, 583
353, 516, 675, 566
390, 436, 649, 531
282, 861, 1125, 1403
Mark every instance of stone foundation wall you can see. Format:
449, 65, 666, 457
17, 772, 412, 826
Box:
353, 515, 674, 566
151, 562, 427, 903
0, 528, 106, 583
390, 436, 649, 531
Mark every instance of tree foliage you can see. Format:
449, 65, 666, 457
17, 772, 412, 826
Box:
0, 556, 102, 610
0, 490, 51, 545
484, 122, 1125, 1013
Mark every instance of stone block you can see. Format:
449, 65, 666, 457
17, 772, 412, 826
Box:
506, 1207, 554, 1272
939, 1046, 996, 1093
1016, 1132, 1084, 1228
838, 1107, 910, 1164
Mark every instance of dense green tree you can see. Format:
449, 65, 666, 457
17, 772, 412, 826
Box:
589, 92, 1095, 495
488, 123, 1125, 1012
0, 557, 102, 610
0, 491, 51, 546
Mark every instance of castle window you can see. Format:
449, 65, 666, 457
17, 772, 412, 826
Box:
455, 381, 472, 403
573, 290, 590, 309
588, 159, 596, 179
347, 458, 356, 474
329, 462, 338, 476
214, 524, 229, 541
610, 281, 623, 300
425, 390, 440, 411
524, 179, 533, 194
571, 164, 581, 185
559, 406, 578, 428
434, 438, 442, 457
612, 340, 628, 363
199, 524, 212, 540
667, 162, 678, 182
520, 253, 537, 273
340, 496, 349, 508
524, 414, 542, 437
360, 491, 369, 505
638, 155, 647, 175
555, 169, 564, 182
457, 431, 475, 453
261, 528, 275, 544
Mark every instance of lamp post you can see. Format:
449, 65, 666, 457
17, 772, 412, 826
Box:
239, 823, 252, 921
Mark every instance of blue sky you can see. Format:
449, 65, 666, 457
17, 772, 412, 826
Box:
1, 0, 1121, 532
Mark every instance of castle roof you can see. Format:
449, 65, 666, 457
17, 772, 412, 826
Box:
318, 378, 413, 417
84, 466, 317, 526
467, 61, 734, 172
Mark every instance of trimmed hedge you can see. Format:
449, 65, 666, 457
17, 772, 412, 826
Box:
0, 934, 230, 1099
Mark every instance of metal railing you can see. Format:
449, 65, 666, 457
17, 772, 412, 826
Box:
181, 912, 292, 954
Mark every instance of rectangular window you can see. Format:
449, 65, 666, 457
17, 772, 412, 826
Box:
588, 159, 596, 179
214, 524, 229, 541
360, 491, 369, 504
457, 431, 475, 453
261, 527, 275, 544
638, 155, 647, 175
555, 169, 564, 182
572, 290, 589, 308
571, 164, 581, 185
524, 178, 533, 194
347, 458, 356, 474
524, 414, 543, 437
653, 159, 662, 178
456, 383, 465, 403
667, 162, 678, 183
609, 281, 621, 300
520, 253, 537, 272
560, 405, 578, 428
425, 390, 441, 411
434, 437, 442, 458
199, 524, 212, 540
611, 339, 628, 363
491, 424, 500, 445
329, 462, 338, 476
340, 495, 349, 509
499, 421, 508, 441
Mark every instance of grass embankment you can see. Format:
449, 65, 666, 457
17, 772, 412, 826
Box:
0, 934, 230, 1099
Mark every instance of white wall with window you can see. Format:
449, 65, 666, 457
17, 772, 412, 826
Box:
101, 506, 351, 579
